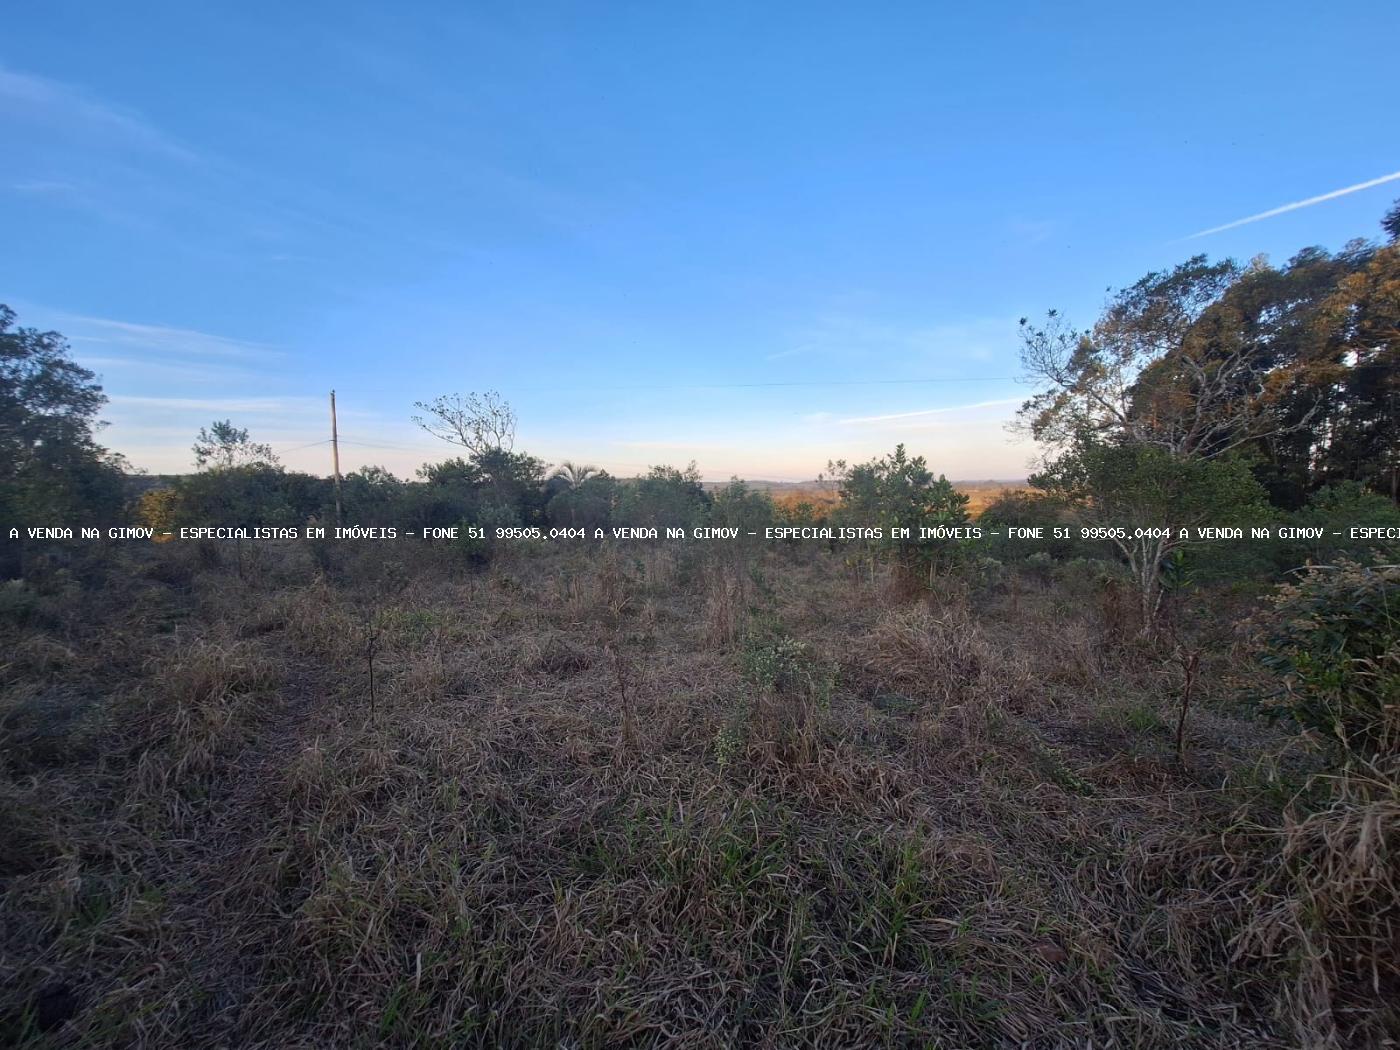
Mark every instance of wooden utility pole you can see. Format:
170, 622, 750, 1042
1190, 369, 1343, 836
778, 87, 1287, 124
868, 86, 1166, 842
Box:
330, 390, 343, 527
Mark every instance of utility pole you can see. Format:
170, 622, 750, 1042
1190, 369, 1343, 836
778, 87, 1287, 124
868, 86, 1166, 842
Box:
330, 390, 343, 527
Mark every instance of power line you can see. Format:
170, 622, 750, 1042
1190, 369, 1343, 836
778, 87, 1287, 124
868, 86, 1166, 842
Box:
336, 437, 425, 452
274, 438, 332, 454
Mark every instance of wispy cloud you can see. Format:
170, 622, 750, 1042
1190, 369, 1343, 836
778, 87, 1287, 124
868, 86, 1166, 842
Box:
7, 176, 162, 230
9, 178, 81, 194
784, 313, 1019, 367
838, 397, 1023, 425
107, 395, 316, 413
764, 346, 810, 362
77, 355, 258, 383
61, 314, 279, 361
1187, 169, 1400, 239
0, 64, 198, 163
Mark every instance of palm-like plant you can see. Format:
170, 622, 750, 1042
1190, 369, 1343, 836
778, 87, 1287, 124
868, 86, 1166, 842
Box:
552, 461, 599, 489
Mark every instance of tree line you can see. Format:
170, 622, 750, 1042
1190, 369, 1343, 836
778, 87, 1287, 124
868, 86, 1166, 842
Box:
2, 201, 1397, 610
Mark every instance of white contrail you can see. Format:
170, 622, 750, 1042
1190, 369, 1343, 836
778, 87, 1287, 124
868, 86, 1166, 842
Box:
1188, 169, 1400, 239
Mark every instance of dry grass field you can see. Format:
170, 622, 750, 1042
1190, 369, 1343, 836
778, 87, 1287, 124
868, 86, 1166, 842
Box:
760, 482, 1024, 520
954, 483, 1029, 517
1, 540, 1396, 1048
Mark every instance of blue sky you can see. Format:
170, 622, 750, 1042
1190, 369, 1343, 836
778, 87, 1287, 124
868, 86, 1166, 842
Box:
4, 1, 1398, 480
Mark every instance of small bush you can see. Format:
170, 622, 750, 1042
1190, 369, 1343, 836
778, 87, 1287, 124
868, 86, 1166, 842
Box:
1051, 556, 1130, 595
741, 633, 835, 708
459, 504, 524, 566
1252, 561, 1400, 758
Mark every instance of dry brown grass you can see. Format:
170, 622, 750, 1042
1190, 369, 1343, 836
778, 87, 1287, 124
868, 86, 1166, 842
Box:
0, 540, 1395, 1047
1142, 760, 1400, 1050
769, 481, 1026, 519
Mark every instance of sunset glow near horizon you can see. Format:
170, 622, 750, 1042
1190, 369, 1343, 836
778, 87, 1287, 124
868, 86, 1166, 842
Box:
4, 2, 1398, 481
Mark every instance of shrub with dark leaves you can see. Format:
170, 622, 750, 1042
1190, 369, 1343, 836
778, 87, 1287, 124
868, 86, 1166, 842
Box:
1253, 561, 1399, 758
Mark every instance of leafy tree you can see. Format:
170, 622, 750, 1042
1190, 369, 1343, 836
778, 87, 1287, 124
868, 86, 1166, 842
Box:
1306, 235, 1400, 500
192, 420, 279, 471
173, 419, 331, 526
708, 478, 774, 533
1215, 245, 1369, 507
617, 463, 711, 529
409, 391, 547, 530
1280, 482, 1400, 567
1383, 198, 1400, 244
417, 456, 477, 489
415, 449, 548, 529
1020, 203, 1400, 508
399, 459, 469, 530
546, 469, 616, 529
0, 305, 126, 566
1016, 254, 1333, 468
1032, 436, 1270, 626
829, 444, 970, 577
1015, 201, 1400, 624
472, 447, 548, 522
173, 467, 328, 527
411, 457, 489, 529
341, 466, 404, 526
1016, 257, 1255, 457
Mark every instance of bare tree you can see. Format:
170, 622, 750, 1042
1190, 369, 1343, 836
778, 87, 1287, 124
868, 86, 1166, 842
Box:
412, 391, 516, 456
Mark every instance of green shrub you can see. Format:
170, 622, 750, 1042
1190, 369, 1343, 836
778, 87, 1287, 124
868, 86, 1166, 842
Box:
1051, 556, 1130, 595
741, 633, 836, 709
1252, 561, 1400, 758
708, 478, 774, 533
616, 462, 711, 529
828, 444, 972, 586
1276, 482, 1400, 569
454, 505, 518, 566
978, 489, 1089, 562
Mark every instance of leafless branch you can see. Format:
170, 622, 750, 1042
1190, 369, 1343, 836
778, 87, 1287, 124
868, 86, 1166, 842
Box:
412, 391, 516, 456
